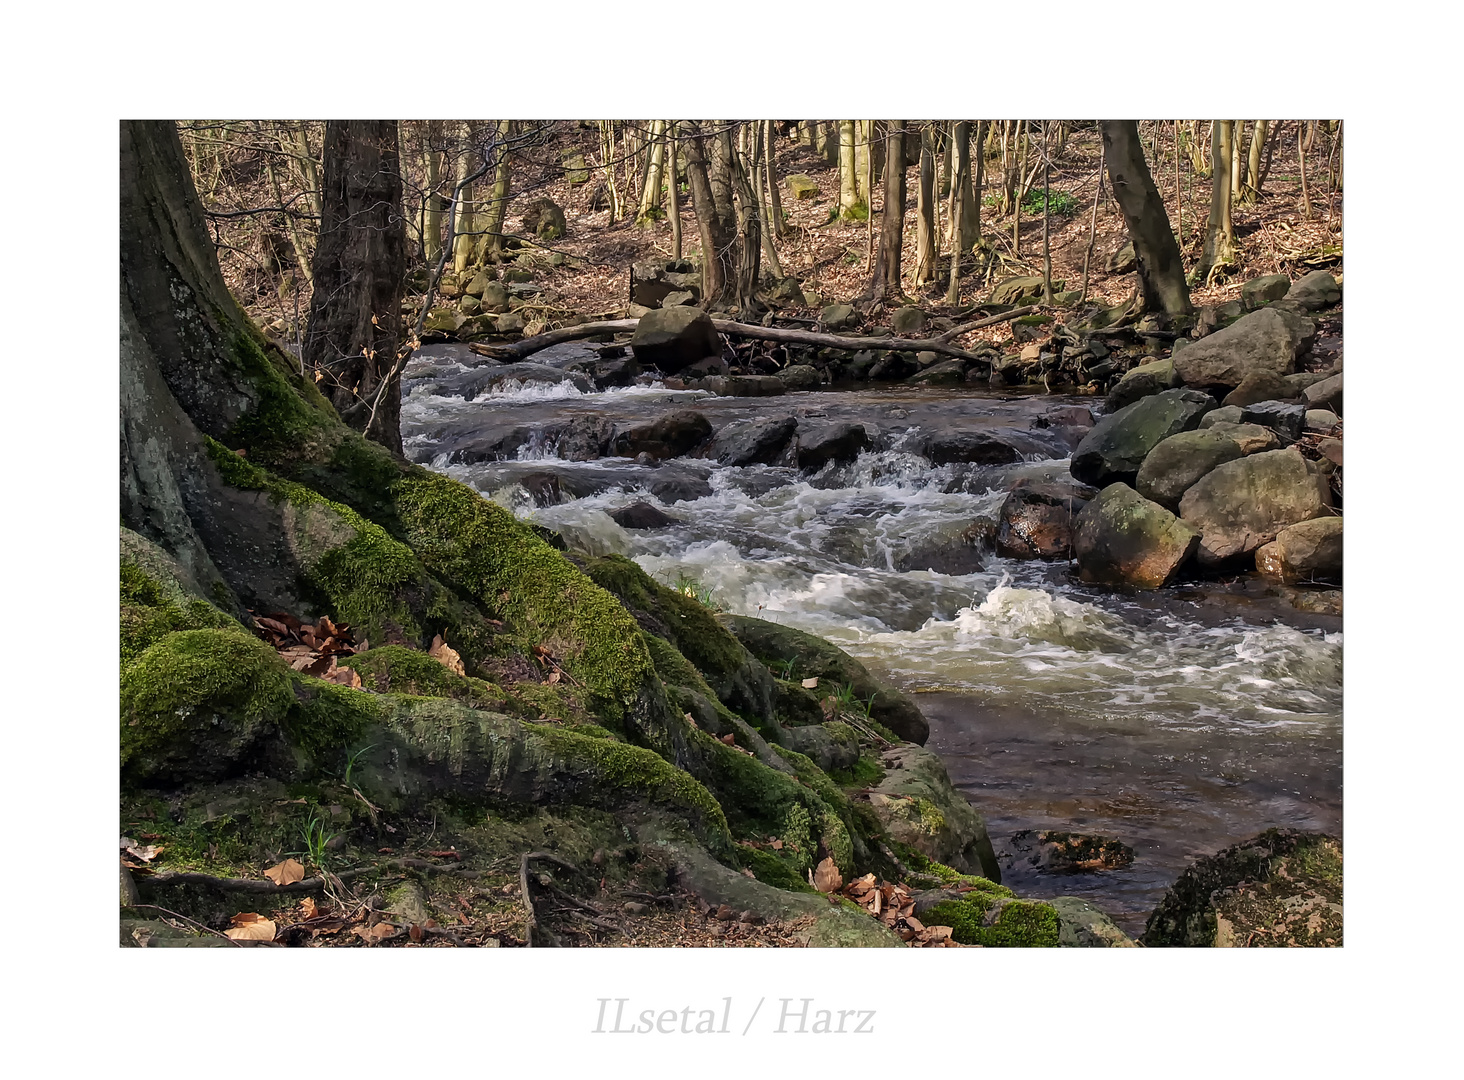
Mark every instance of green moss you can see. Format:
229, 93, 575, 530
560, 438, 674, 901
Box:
120, 562, 240, 666
737, 843, 817, 893
1285, 836, 1343, 888
891, 841, 1012, 894
920, 897, 1059, 947
285, 680, 386, 760
395, 473, 652, 721
223, 328, 338, 466
829, 753, 885, 787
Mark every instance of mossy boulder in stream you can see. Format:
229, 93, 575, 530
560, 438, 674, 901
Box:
865, 745, 1000, 881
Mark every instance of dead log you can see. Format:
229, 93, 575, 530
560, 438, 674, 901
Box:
467, 305, 1042, 364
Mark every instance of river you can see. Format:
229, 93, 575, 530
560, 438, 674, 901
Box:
401, 342, 1343, 936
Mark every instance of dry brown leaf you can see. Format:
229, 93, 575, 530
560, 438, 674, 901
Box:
409, 924, 424, 944
299, 896, 319, 919
801, 677, 819, 689
120, 836, 164, 862
813, 857, 843, 894
720, 733, 736, 746
352, 922, 398, 945
324, 665, 363, 688
546, 670, 561, 685
263, 857, 305, 886
770, 839, 783, 850
429, 634, 465, 676
225, 913, 277, 941
302, 653, 333, 678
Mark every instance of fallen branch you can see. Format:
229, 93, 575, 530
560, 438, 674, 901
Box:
133, 855, 482, 895
469, 307, 1043, 366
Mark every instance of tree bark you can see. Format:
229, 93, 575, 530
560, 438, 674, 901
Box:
1243, 120, 1268, 203
451, 123, 477, 275
666, 123, 683, 260
868, 121, 907, 304
1195, 120, 1238, 284
838, 120, 862, 219
479, 121, 513, 262
1100, 120, 1191, 316
636, 120, 667, 227
914, 124, 938, 287
302, 121, 408, 452
683, 124, 735, 304
764, 119, 788, 241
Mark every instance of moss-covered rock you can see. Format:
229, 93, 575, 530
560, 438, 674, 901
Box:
718, 615, 926, 745
920, 896, 1060, 947
864, 745, 1000, 881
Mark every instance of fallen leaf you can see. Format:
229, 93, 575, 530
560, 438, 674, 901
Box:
255, 616, 291, 636
801, 677, 819, 689
299, 896, 319, 919
409, 924, 424, 944
546, 670, 561, 685
302, 653, 334, 678
813, 857, 843, 894
424, 850, 461, 861
263, 857, 305, 886
325, 665, 363, 688
352, 922, 398, 945
120, 836, 164, 862
225, 913, 278, 941
720, 733, 736, 745
429, 634, 465, 676
770, 839, 783, 851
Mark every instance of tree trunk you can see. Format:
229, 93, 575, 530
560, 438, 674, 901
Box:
764, 119, 788, 241
1231, 121, 1246, 207
1080, 140, 1106, 304
1040, 122, 1053, 306
666, 123, 683, 260
1195, 120, 1238, 284
683, 124, 735, 304
1243, 119, 1268, 202
1299, 120, 1313, 220
598, 120, 621, 222
915, 124, 938, 287
423, 134, 443, 266
636, 120, 667, 227
479, 121, 513, 262
868, 121, 907, 304
970, 120, 986, 243
838, 120, 862, 219
451, 124, 476, 275
302, 121, 408, 453
722, 123, 764, 312
1100, 120, 1191, 316
748, 122, 783, 281
258, 122, 315, 290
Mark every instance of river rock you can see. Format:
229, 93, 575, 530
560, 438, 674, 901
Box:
1285, 371, 1329, 395
1009, 830, 1135, 873
424, 362, 592, 401
1222, 370, 1297, 408
1305, 409, 1340, 433
1134, 429, 1246, 509
1178, 449, 1331, 565
1172, 308, 1306, 391
868, 353, 917, 381
1197, 405, 1244, 429
891, 306, 927, 334
1254, 516, 1342, 584
718, 614, 930, 745
1072, 483, 1199, 588
822, 303, 856, 330
1303, 372, 1343, 415
778, 364, 822, 391
1105, 357, 1182, 411
907, 359, 968, 386
780, 721, 861, 774
630, 306, 722, 374
1204, 421, 1282, 455
707, 415, 798, 466
1070, 388, 1216, 487
994, 478, 1096, 560
894, 522, 987, 575
717, 375, 786, 397
423, 307, 465, 335
1240, 399, 1307, 440
1141, 828, 1342, 947
796, 421, 870, 471
609, 409, 713, 460
608, 501, 675, 529
1285, 270, 1341, 311
496, 312, 526, 334
458, 294, 481, 316
593, 357, 639, 390
1050, 897, 1137, 947
1241, 273, 1292, 310
866, 745, 1000, 879
921, 430, 1023, 466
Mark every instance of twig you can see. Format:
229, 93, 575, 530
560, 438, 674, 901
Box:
127, 903, 246, 947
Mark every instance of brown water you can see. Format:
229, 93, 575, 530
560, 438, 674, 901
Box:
401, 344, 1344, 934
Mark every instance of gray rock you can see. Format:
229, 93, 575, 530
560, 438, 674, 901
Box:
1050, 897, 1137, 947
990, 275, 1049, 305
1285, 270, 1341, 311
907, 359, 969, 386
520, 197, 566, 240
1178, 449, 1332, 565
1135, 429, 1246, 509
797, 422, 870, 471
821, 303, 856, 330
1173, 308, 1308, 391
1240, 399, 1307, 440
1009, 830, 1135, 873
868, 353, 917, 381
1106, 242, 1136, 274
995, 479, 1096, 560
778, 364, 822, 391
1305, 409, 1340, 432
608, 501, 675, 529
1204, 421, 1282, 455
1254, 516, 1342, 584
1105, 358, 1182, 411
1073, 483, 1199, 588
1222, 370, 1297, 408
894, 522, 987, 575
707, 415, 799, 466
562, 153, 590, 185
1070, 388, 1216, 487
630, 306, 722, 374
662, 290, 697, 307
866, 745, 1000, 880
1198, 405, 1245, 429
891, 306, 927, 334
716, 375, 786, 397
921, 430, 1023, 466
479, 282, 510, 312
495, 311, 526, 334
385, 881, 430, 926
781, 721, 861, 774
1240, 273, 1291, 310
609, 409, 713, 460
1285, 371, 1330, 395
787, 174, 820, 200
1303, 372, 1342, 415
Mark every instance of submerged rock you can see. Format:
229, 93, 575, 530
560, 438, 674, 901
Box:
1141, 828, 1342, 947
706, 415, 799, 466
609, 409, 713, 460
1050, 897, 1138, 947
608, 501, 675, 529
921, 430, 1024, 466
1072, 483, 1199, 589
1009, 830, 1135, 873
796, 421, 870, 471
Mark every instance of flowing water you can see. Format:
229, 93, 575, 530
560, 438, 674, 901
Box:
402, 343, 1343, 936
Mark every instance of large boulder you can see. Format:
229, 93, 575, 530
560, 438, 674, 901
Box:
990, 275, 1052, 305
796, 422, 870, 471
1135, 429, 1246, 509
1172, 308, 1308, 391
891, 306, 927, 334
520, 197, 566, 240
706, 415, 798, 466
1105, 357, 1181, 411
894, 521, 987, 575
1050, 897, 1137, 947
1285, 270, 1341, 311
1072, 483, 1199, 588
865, 745, 1000, 880
1240, 273, 1291, 310
1141, 829, 1342, 947
787, 174, 820, 200
921, 430, 1024, 466
907, 359, 969, 386
608, 409, 713, 460
1204, 421, 1282, 455
1254, 516, 1342, 584
778, 364, 822, 391
561, 153, 590, 185
821, 303, 856, 330
1070, 388, 1216, 487
630, 306, 722, 373
1178, 449, 1332, 565
718, 614, 929, 745
994, 479, 1097, 560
